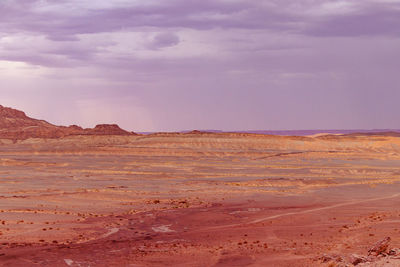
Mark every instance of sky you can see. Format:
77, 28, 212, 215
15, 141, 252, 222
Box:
1, 0, 400, 132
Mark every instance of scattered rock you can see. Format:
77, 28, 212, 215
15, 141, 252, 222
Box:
318, 238, 400, 266
368, 237, 391, 256
349, 254, 370, 265
319, 253, 343, 263
388, 248, 400, 256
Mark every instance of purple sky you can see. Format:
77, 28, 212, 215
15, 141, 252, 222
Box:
1, 0, 400, 131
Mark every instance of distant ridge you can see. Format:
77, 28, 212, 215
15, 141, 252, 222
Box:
2, 105, 399, 140
139, 129, 400, 136
238, 129, 400, 136
0, 105, 136, 140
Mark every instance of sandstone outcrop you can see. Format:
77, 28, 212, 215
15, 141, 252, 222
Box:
86, 124, 132, 135
0, 105, 135, 139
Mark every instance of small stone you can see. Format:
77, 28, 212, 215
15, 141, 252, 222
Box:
349, 254, 369, 265
319, 254, 343, 263
388, 248, 400, 256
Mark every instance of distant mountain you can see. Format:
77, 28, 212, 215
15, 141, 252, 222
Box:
0, 105, 135, 140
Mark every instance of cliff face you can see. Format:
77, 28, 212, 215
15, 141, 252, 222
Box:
0, 105, 52, 128
0, 105, 135, 139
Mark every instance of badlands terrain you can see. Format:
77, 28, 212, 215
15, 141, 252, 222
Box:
1, 105, 400, 266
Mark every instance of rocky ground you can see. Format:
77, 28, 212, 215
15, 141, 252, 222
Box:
1, 105, 400, 266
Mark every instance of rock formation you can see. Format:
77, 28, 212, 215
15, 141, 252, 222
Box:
86, 124, 132, 135
0, 105, 135, 139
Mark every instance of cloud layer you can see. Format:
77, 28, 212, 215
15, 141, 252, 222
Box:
1, 0, 400, 131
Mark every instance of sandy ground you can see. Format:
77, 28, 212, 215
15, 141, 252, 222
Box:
0, 133, 400, 266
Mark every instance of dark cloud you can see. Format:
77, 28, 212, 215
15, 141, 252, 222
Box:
306, 2, 400, 37
2, 1, 400, 47
1, 0, 299, 40
147, 32, 180, 50
1, 0, 400, 68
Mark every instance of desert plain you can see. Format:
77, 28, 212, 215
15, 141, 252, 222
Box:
1, 128, 400, 266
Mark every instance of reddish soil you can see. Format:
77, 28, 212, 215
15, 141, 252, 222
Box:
2, 192, 400, 266
1, 105, 400, 266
